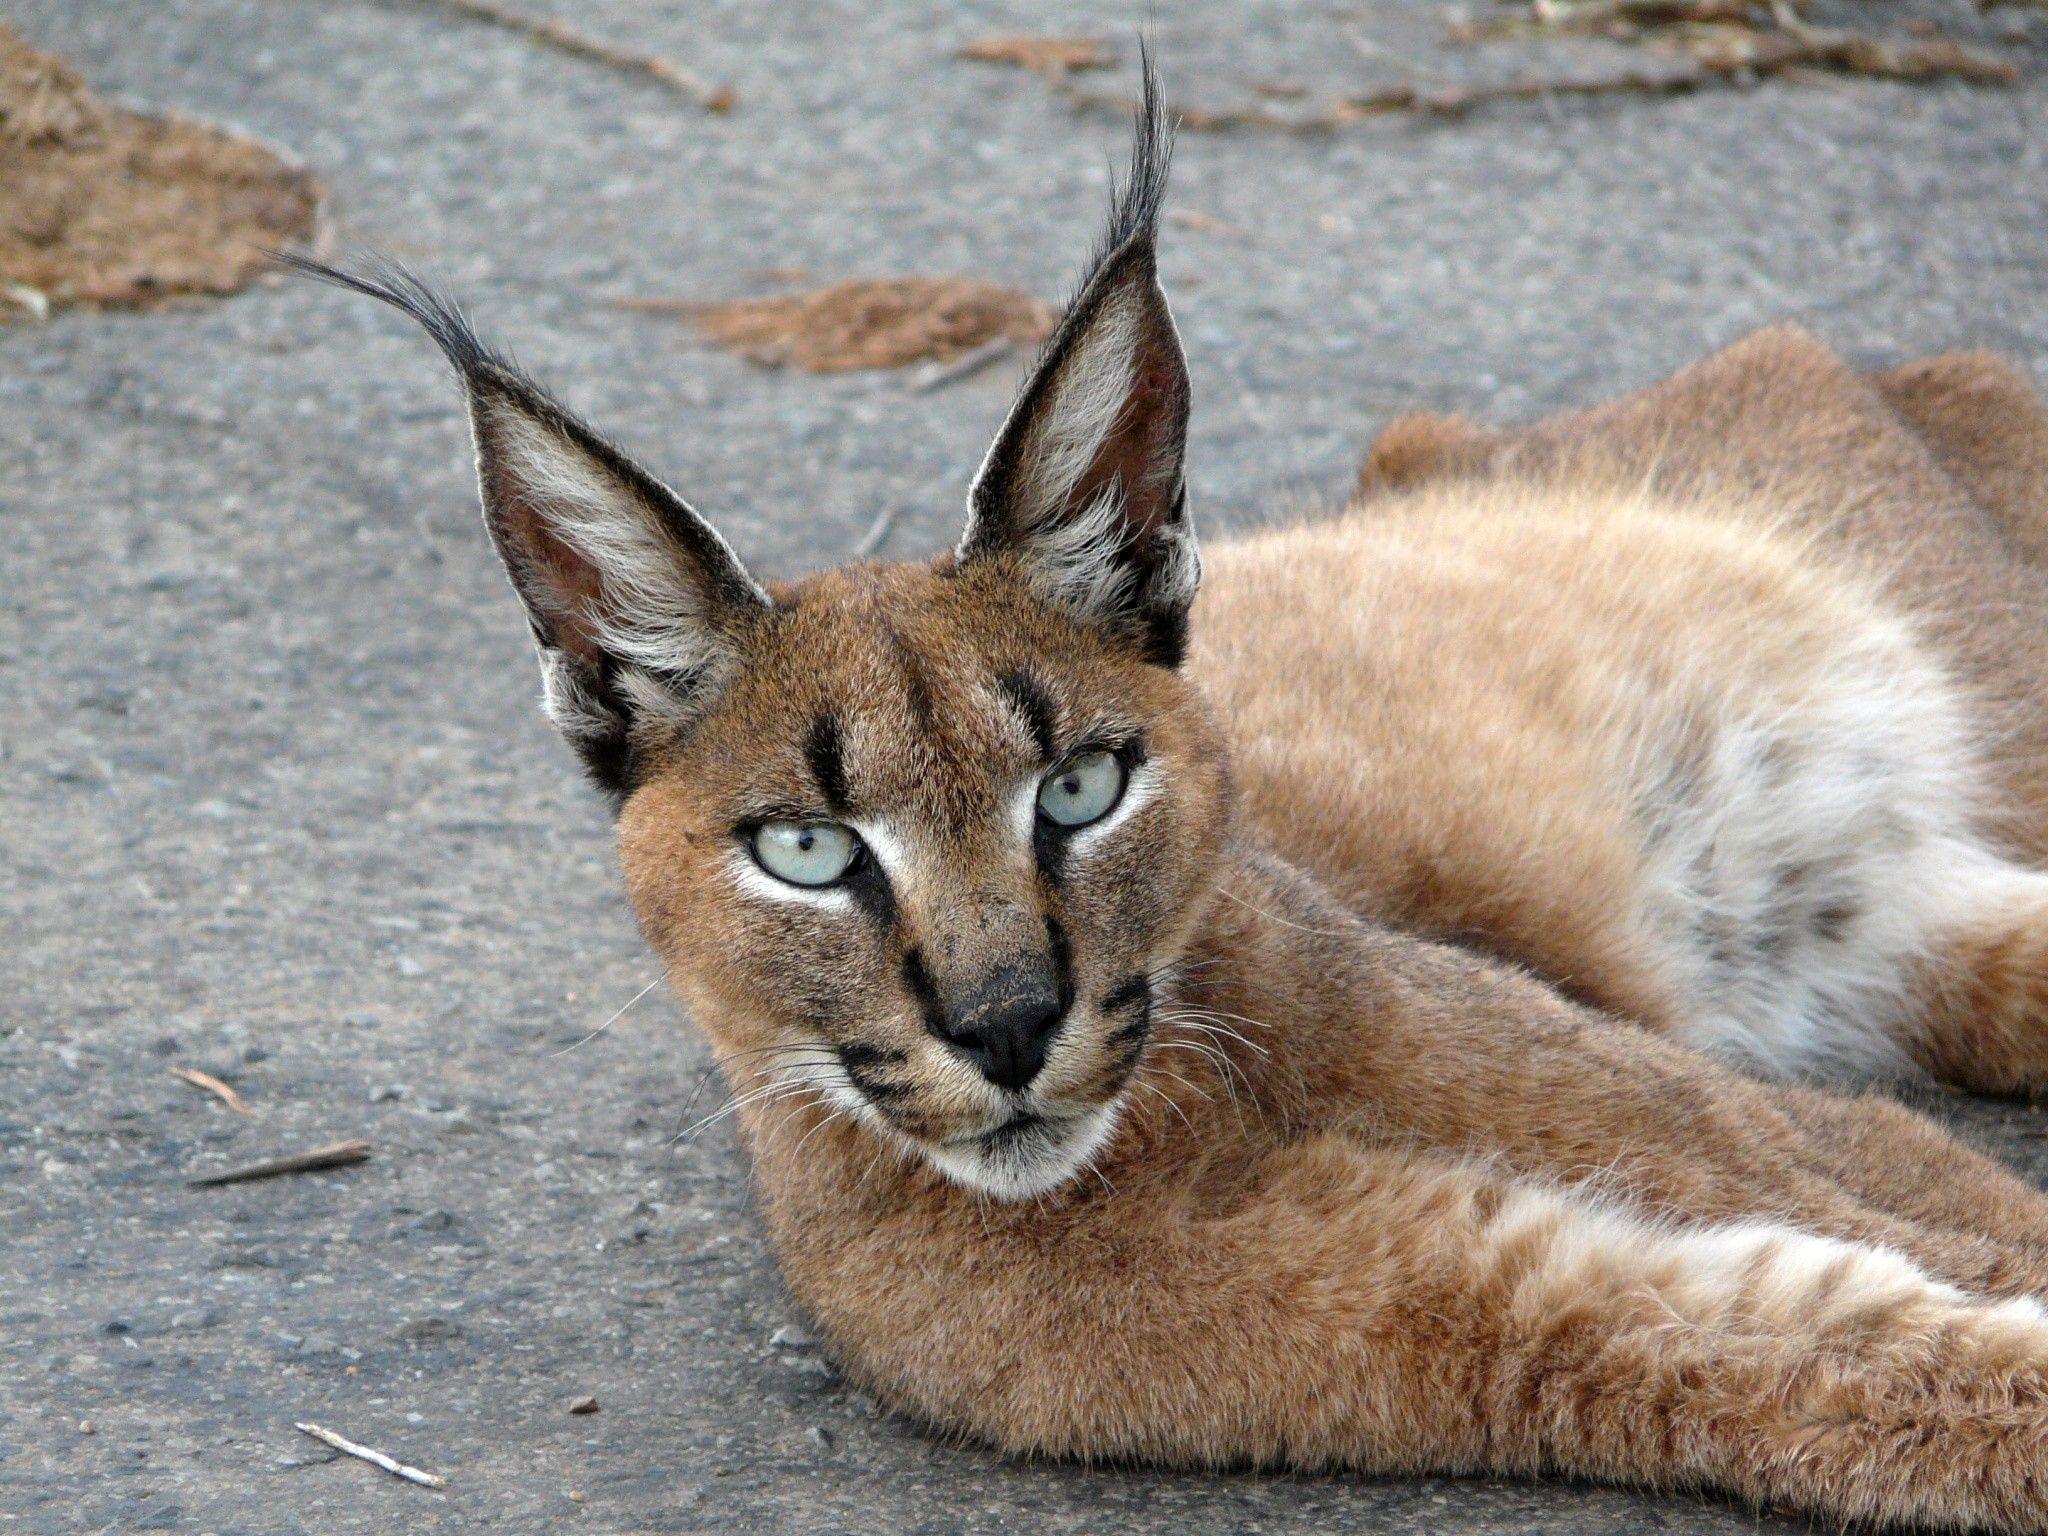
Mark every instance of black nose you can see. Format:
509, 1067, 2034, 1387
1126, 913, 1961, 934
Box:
941, 969, 1063, 1091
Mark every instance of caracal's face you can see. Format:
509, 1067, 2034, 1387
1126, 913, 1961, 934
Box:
619, 557, 1229, 1199
300, 76, 1196, 1198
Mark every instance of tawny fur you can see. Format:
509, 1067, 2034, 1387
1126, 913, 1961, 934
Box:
622, 334, 2048, 1533
305, 124, 2048, 1527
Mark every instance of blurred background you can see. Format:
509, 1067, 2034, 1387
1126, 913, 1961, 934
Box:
4, 2, 2045, 1532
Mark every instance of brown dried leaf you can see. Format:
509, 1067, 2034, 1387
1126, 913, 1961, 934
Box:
680, 277, 1058, 374
957, 34, 1116, 75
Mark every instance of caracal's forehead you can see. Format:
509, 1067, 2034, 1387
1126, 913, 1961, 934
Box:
684, 560, 1159, 823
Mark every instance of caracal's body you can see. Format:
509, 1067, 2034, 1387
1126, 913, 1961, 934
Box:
305, 71, 2048, 1531
1205, 336, 2048, 1094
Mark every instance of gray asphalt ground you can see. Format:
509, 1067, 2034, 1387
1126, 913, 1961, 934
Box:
6, 1, 2048, 1532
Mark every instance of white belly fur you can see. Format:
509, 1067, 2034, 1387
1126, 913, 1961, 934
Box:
1622, 601, 2013, 1079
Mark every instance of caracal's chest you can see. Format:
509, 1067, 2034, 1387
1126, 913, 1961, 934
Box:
1194, 488, 2026, 1079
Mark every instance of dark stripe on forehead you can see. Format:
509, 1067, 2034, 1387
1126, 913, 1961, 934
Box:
805, 712, 850, 812
882, 619, 938, 732
996, 669, 1058, 761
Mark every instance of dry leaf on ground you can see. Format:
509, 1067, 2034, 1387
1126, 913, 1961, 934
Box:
957, 34, 1116, 75
0, 23, 322, 317
671, 277, 1057, 373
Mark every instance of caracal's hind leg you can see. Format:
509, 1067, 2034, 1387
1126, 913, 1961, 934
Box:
1899, 865, 2048, 1097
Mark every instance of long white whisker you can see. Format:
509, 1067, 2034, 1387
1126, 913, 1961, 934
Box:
1134, 1077, 1195, 1135
672, 1070, 843, 1145
1217, 886, 1346, 937
671, 1047, 838, 1126
550, 975, 664, 1057
1156, 1011, 1271, 1057
1142, 1061, 1214, 1104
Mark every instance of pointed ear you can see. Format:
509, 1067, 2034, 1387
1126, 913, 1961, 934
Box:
278, 256, 771, 800
959, 65, 1197, 666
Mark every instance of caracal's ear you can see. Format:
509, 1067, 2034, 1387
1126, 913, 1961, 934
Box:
958, 58, 1196, 666
278, 255, 771, 801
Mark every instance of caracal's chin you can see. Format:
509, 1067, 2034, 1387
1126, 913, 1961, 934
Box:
908, 1099, 1126, 1202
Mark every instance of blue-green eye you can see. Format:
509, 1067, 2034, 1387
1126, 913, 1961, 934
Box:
752, 821, 860, 886
1036, 751, 1125, 828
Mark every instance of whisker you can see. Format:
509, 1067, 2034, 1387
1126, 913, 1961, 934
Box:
1156, 1011, 1271, 1057
672, 1045, 838, 1126
1164, 1028, 1262, 1099
549, 975, 664, 1058
1151, 1038, 1257, 1131
1134, 1077, 1195, 1135
1142, 1060, 1214, 1104
671, 1069, 844, 1145
1169, 1002, 1273, 1034
788, 1098, 855, 1161
1217, 886, 1347, 937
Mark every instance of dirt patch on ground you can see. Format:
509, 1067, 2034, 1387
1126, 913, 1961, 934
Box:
0, 23, 322, 317
674, 277, 1058, 372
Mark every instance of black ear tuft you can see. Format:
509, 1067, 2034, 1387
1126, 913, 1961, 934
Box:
958, 53, 1197, 666
279, 251, 770, 804
1081, 45, 1173, 295
272, 250, 502, 380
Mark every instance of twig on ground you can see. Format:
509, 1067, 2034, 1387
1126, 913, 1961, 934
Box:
1056, 22, 2016, 134
1447, 0, 1756, 41
1050, 0, 2016, 137
3, 282, 50, 320
907, 335, 1016, 393
187, 1139, 371, 1186
171, 1066, 255, 1115
418, 0, 734, 110
293, 1422, 446, 1488
851, 504, 902, 560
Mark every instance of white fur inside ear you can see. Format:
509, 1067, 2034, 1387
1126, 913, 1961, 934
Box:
1021, 486, 1143, 620
536, 646, 617, 743
1013, 290, 1141, 530
480, 400, 764, 700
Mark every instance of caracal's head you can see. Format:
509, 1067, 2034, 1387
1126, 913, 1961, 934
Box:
293, 70, 1229, 1200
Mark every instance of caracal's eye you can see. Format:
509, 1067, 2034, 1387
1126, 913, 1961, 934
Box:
752, 821, 861, 887
1037, 750, 1126, 829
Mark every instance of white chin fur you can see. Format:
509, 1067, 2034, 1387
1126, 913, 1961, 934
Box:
916, 1100, 1124, 1201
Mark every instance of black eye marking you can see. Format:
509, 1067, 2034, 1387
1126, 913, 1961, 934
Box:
1102, 973, 1150, 1013
996, 669, 1058, 762
1046, 914, 1076, 1015
901, 946, 949, 1040
1103, 973, 1153, 1049
838, 1040, 911, 1101
805, 712, 850, 813
842, 853, 895, 929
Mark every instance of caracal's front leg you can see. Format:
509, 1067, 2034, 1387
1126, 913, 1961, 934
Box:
772, 1131, 2048, 1533
1191, 853, 2048, 1296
